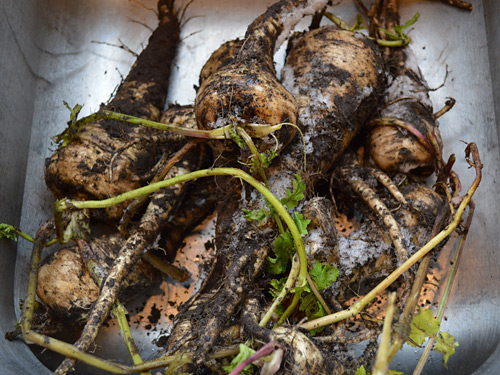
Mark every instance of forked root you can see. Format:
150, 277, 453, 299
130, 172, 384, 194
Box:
338, 156, 410, 263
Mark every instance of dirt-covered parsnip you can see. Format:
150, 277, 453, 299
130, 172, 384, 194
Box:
36, 234, 159, 322
366, 1, 443, 177
44, 0, 181, 222
281, 25, 386, 185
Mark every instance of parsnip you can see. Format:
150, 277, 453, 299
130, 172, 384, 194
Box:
44, 0, 181, 222
366, 1, 443, 176
282, 26, 385, 180
37, 235, 159, 322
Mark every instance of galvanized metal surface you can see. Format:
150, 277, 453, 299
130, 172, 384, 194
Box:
0, 0, 499, 374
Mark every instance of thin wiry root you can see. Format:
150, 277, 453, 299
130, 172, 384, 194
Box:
340, 165, 409, 262
436, 0, 472, 11
313, 324, 380, 345
372, 169, 407, 204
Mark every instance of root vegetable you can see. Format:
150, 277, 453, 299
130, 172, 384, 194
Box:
54, 141, 207, 375
198, 39, 245, 85
37, 235, 159, 322
44, 0, 181, 222
37, 248, 99, 322
365, 1, 443, 177
270, 326, 326, 375
281, 26, 386, 177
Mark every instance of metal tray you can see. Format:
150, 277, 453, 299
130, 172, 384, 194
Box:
1, 0, 499, 374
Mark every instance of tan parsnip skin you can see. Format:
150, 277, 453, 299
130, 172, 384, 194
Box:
37, 235, 159, 322
44, 0, 181, 222
195, 0, 329, 152
366, 2, 442, 176
198, 39, 245, 84
282, 26, 386, 185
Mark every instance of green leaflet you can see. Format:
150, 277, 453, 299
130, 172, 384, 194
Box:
269, 278, 287, 298
249, 150, 278, 174
434, 331, 459, 368
377, 12, 420, 47
280, 174, 306, 210
309, 261, 339, 290
408, 307, 440, 347
243, 174, 305, 223
222, 343, 256, 374
293, 212, 310, 236
408, 308, 458, 367
267, 233, 294, 275
243, 206, 269, 222
0, 224, 18, 241
55, 102, 84, 147
268, 261, 339, 326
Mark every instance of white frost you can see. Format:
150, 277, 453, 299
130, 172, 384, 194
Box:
275, 0, 329, 52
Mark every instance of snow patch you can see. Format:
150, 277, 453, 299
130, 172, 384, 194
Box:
275, 0, 329, 52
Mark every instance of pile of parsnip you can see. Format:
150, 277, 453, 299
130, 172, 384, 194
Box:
4, 0, 482, 374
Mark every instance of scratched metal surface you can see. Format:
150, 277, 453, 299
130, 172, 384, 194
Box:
0, 0, 499, 374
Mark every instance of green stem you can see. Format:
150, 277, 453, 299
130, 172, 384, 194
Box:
237, 127, 286, 235
12, 229, 35, 243
56, 167, 308, 306
113, 303, 151, 375
237, 127, 269, 183
387, 206, 449, 362
278, 290, 300, 326
306, 272, 332, 315
84, 256, 151, 375
63, 110, 283, 141
376, 38, 410, 47
143, 251, 188, 282
260, 254, 300, 327
0, 225, 57, 247
21, 222, 54, 336
413, 202, 475, 375
373, 292, 396, 375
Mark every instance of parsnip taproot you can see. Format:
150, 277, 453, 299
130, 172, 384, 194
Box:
281, 25, 386, 184
37, 235, 159, 322
44, 0, 181, 222
366, 1, 443, 176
